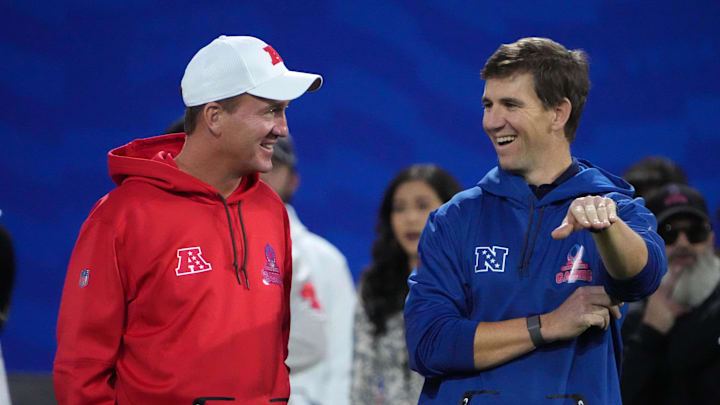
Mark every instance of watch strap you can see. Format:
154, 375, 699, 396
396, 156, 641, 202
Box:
526, 314, 546, 347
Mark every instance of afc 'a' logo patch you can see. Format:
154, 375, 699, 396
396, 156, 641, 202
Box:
175, 247, 212, 276
474, 246, 509, 273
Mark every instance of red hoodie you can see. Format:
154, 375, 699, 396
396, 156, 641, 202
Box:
54, 134, 292, 405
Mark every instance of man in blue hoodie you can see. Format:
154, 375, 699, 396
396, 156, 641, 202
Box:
404, 37, 667, 405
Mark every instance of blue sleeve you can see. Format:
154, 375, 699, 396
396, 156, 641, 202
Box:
404, 207, 478, 378
604, 195, 667, 302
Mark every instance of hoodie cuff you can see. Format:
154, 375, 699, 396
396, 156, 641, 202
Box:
605, 243, 662, 302
440, 319, 479, 372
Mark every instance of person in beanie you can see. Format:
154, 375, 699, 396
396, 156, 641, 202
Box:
54, 35, 322, 405
622, 184, 720, 404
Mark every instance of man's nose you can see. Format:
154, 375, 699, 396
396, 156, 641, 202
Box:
483, 108, 504, 132
673, 231, 692, 247
273, 114, 289, 137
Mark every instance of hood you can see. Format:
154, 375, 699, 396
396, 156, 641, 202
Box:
477, 158, 635, 207
108, 133, 260, 204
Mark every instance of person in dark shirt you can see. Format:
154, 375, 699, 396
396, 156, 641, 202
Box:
622, 184, 720, 404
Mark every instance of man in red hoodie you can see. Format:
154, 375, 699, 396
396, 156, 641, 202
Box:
53, 35, 322, 405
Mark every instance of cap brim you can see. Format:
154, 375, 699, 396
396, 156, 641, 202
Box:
247, 71, 322, 101
656, 206, 711, 225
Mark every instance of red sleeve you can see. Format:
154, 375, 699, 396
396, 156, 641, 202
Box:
53, 218, 126, 405
282, 208, 292, 365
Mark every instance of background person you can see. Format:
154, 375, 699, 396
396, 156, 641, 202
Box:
53, 35, 322, 404
404, 37, 666, 404
0, 219, 14, 405
621, 184, 720, 404
622, 156, 688, 199
261, 136, 356, 405
621, 155, 690, 318
351, 164, 461, 405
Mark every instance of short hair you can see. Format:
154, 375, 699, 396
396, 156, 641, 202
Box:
182, 93, 244, 135
623, 156, 688, 198
481, 37, 590, 142
164, 116, 185, 134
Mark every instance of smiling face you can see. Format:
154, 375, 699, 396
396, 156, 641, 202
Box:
217, 94, 290, 176
482, 73, 571, 185
390, 180, 444, 260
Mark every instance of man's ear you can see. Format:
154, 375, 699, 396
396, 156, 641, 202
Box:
202, 102, 223, 136
551, 97, 572, 132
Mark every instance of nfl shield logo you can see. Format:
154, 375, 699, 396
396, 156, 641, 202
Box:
79, 269, 90, 288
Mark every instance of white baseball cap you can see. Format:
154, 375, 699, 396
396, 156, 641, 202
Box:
181, 35, 323, 107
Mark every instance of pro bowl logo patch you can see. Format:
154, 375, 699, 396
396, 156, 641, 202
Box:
556, 244, 593, 284
79, 269, 90, 288
262, 244, 283, 286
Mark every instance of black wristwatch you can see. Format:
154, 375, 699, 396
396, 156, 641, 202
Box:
526, 314, 547, 347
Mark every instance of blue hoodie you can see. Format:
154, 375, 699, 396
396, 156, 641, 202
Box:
404, 159, 666, 405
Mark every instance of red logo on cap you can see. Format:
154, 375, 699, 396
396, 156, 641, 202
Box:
263, 46, 283, 65
665, 192, 688, 207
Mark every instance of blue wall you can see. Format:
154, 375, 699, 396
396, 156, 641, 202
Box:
2, 1, 719, 372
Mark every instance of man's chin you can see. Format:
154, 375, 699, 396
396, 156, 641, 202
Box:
257, 161, 274, 174
497, 160, 523, 175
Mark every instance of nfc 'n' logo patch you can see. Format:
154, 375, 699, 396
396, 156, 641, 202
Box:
175, 247, 212, 276
474, 246, 509, 273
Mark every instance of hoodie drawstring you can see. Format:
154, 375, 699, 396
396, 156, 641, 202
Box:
517, 197, 546, 279
237, 201, 250, 289
220, 196, 250, 289
517, 198, 535, 279
522, 206, 546, 278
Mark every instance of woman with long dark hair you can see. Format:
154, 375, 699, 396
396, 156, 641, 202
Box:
351, 164, 462, 405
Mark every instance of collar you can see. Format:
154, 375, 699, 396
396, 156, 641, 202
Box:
529, 158, 581, 201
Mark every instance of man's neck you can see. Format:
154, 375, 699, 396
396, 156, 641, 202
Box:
523, 154, 573, 186
174, 138, 243, 199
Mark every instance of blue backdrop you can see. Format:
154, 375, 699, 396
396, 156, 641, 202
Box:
2, 1, 719, 372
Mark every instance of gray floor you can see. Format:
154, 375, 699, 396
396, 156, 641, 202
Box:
8, 373, 55, 405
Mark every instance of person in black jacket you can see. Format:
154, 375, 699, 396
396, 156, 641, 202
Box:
621, 184, 720, 404
0, 221, 14, 332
